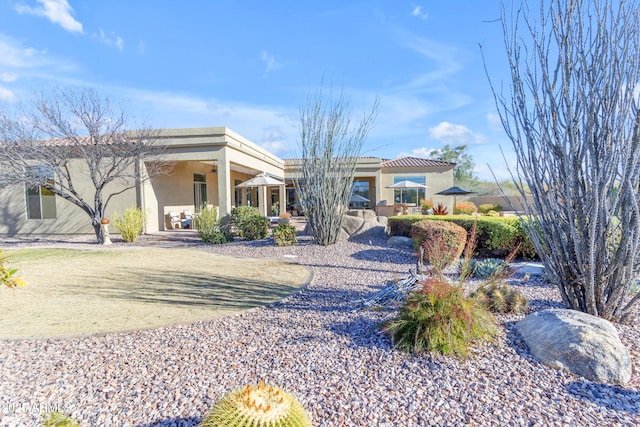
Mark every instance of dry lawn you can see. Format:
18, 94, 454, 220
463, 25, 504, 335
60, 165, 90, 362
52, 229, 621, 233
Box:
0, 248, 311, 339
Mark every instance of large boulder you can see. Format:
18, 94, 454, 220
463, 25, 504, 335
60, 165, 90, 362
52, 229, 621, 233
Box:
342, 215, 365, 236
516, 309, 632, 384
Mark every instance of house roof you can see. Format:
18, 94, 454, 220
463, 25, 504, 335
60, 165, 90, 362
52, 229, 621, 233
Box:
381, 156, 456, 168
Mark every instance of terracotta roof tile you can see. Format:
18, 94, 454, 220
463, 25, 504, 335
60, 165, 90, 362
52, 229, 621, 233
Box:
382, 156, 456, 168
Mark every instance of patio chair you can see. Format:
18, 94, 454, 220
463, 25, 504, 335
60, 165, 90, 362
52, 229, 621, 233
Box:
167, 211, 182, 229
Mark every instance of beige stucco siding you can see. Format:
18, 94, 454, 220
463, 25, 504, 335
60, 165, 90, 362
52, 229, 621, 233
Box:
380, 165, 455, 212
0, 158, 137, 235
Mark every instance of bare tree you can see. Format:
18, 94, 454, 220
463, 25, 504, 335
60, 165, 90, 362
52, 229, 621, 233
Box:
296, 86, 378, 245
0, 88, 172, 243
487, 0, 640, 322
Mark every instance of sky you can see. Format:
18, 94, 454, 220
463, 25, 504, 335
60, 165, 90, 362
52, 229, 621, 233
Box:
0, 0, 519, 180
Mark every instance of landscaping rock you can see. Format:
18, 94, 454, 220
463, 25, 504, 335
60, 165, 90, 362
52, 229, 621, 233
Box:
516, 309, 632, 384
342, 215, 365, 236
387, 236, 414, 249
346, 209, 378, 220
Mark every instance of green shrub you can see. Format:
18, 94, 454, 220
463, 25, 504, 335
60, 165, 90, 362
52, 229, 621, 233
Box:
42, 411, 81, 427
454, 201, 478, 215
0, 250, 26, 290
200, 381, 311, 427
240, 216, 269, 240
272, 223, 298, 246
391, 216, 538, 260
228, 206, 269, 239
383, 278, 496, 358
478, 203, 502, 214
412, 220, 467, 272
194, 206, 233, 244
112, 207, 145, 243
471, 283, 529, 314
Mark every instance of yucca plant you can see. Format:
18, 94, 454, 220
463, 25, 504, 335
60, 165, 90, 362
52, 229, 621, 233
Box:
432, 203, 448, 215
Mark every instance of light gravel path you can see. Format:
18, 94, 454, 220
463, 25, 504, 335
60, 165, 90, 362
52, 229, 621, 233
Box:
0, 232, 639, 426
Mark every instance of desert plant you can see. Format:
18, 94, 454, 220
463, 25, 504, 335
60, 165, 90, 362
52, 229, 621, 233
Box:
472, 283, 529, 314
454, 201, 478, 215
432, 203, 448, 215
0, 250, 25, 290
296, 84, 379, 246
240, 216, 269, 240
42, 411, 81, 427
471, 258, 508, 279
273, 222, 298, 246
412, 220, 467, 275
478, 203, 502, 214
194, 206, 233, 244
199, 381, 311, 427
420, 198, 434, 211
112, 207, 146, 243
488, 0, 640, 322
278, 211, 293, 225
383, 278, 496, 358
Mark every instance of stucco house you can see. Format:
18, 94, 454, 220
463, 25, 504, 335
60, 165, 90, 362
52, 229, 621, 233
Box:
0, 127, 455, 236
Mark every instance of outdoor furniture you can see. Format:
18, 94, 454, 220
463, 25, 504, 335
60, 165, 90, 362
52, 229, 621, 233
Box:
167, 211, 182, 229
181, 210, 193, 228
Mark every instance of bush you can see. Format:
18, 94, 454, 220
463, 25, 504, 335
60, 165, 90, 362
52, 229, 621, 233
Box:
454, 201, 478, 215
112, 207, 145, 243
472, 283, 529, 314
229, 206, 262, 238
390, 216, 538, 260
272, 222, 298, 246
412, 220, 467, 272
240, 216, 269, 240
478, 203, 502, 214
194, 206, 233, 244
0, 250, 26, 290
383, 278, 496, 358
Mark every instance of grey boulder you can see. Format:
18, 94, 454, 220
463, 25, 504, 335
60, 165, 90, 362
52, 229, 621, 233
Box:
516, 309, 631, 384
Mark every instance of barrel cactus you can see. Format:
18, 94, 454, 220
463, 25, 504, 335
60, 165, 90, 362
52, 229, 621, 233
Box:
471, 282, 529, 314
200, 381, 312, 427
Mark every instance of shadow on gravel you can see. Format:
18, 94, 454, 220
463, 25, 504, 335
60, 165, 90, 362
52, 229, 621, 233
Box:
326, 315, 394, 349
350, 248, 415, 264
274, 287, 369, 312
136, 417, 200, 427
565, 381, 640, 415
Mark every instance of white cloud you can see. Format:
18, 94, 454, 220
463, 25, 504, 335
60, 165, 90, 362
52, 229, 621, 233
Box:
428, 121, 486, 145
411, 5, 428, 20
0, 85, 17, 102
94, 29, 124, 51
261, 126, 288, 154
0, 72, 18, 82
138, 41, 146, 54
260, 51, 282, 76
15, 0, 82, 33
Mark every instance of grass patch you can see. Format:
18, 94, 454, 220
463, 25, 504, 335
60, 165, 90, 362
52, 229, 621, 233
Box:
0, 248, 311, 339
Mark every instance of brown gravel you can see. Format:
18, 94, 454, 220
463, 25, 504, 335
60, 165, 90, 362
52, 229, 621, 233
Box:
0, 231, 638, 426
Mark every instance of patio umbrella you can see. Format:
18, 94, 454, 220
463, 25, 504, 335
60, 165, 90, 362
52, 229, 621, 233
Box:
435, 186, 474, 207
236, 173, 286, 216
236, 173, 285, 188
386, 180, 429, 204
349, 193, 370, 203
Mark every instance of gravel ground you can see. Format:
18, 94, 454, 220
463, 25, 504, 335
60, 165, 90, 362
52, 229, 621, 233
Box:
0, 231, 639, 426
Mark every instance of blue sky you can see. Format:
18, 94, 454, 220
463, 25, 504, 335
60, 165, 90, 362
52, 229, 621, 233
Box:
0, 0, 518, 180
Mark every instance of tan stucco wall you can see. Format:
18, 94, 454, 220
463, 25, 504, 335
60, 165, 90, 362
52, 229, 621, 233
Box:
379, 166, 455, 213
0, 158, 137, 236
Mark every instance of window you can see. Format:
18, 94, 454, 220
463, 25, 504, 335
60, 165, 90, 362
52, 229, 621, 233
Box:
26, 179, 56, 220
351, 180, 370, 208
393, 176, 426, 205
193, 173, 207, 212
234, 180, 243, 206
